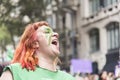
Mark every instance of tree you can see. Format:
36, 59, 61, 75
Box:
0, 0, 49, 50
0, 24, 11, 61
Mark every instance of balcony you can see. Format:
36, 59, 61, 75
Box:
82, 2, 120, 27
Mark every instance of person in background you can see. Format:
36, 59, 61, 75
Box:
100, 71, 108, 80
0, 21, 75, 80
107, 72, 115, 80
0, 65, 3, 76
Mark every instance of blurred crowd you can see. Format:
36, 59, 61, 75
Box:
1, 62, 120, 80
74, 71, 120, 80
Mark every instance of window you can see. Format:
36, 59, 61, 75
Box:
90, 0, 100, 14
106, 22, 119, 50
89, 0, 118, 15
89, 28, 100, 53
103, 0, 118, 7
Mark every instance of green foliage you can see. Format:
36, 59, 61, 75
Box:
0, 0, 50, 49
0, 0, 49, 36
19, 0, 47, 22
0, 24, 11, 52
0, 24, 11, 43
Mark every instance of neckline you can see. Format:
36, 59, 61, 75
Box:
37, 66, 58, 73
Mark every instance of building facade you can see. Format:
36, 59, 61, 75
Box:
45, 0, 120, 73
79, 0, 120, 72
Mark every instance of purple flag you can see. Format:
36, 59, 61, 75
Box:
71, 59, 92, 73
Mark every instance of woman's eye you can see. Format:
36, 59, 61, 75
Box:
45, 30, 50, 33
44, 28, 53, 34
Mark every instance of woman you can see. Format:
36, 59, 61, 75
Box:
0, 21, 75, 80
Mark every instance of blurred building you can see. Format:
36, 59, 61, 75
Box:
27, 0, 120, 73
78, 0, 120, 73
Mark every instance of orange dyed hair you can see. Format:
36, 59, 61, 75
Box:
12, 21, 49, 70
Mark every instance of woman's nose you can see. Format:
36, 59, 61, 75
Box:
53, 32, 59, 38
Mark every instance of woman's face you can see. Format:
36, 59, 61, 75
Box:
36, 25, 60, 58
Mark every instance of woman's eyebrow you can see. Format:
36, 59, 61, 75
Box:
46, 27, 53, 31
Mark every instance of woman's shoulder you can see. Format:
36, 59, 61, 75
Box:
4, 63, 21, 71
0, 69, 13, 80
9, 63, 21, 67
2, 63, 24, 80
58, 70, 71, 75
58, 70, 75, 80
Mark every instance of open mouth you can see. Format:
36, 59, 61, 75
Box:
51, 40, 58, 46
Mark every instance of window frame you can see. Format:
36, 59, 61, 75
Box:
89, 28, 100, 53
106, 22, 119, 51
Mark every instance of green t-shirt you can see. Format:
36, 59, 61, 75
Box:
4, 63, 75, 80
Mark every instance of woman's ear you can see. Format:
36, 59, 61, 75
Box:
32, 41, 39, 49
